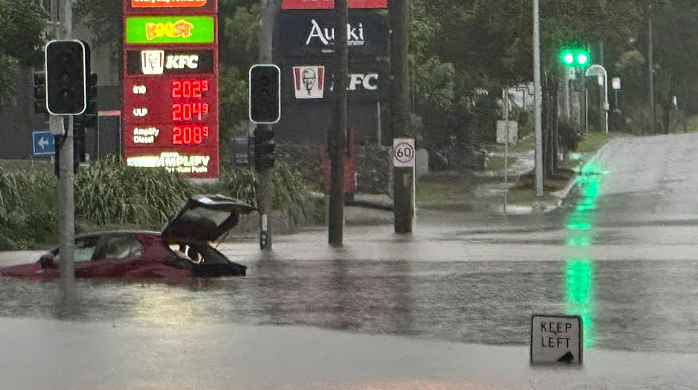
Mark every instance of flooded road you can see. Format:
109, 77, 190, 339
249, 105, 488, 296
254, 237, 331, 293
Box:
3, 134, 698, 388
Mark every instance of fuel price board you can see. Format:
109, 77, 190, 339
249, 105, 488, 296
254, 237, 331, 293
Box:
122, 0, 219, 179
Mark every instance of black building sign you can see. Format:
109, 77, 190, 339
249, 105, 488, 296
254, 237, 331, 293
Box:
276, 10, 389, 59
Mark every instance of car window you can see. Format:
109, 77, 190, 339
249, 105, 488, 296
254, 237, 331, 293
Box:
100, 236, 145, 261
53, 236, 101, 264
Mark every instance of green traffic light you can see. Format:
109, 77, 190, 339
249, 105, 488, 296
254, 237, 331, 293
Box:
576, 52, 590, 67
560, 50, 575, 66
560, 47, 591, 68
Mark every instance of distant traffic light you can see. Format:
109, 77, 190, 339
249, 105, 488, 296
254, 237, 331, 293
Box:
73, 122, 86, 172
254, 126, 275, 172
33, 70, 47, 114
249, 64, 281, 124
76, 73, 98, 128
559, 47, 591, 68
45, 40, 87, 115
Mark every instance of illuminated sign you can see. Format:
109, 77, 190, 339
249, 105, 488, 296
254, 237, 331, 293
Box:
125, 149, 218, 176
281, 0, 387, 9
123, 76, 217, 124
127, 49, 214, 75
125, 16, 215, 44
124, 124, 217, 148
125, 0, 216, 13
123, 0, 219, 179
132, 0, 208, 8
278, 12, 388, 57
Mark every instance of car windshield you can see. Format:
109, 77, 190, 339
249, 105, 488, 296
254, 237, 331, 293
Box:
4, 0, 698, 388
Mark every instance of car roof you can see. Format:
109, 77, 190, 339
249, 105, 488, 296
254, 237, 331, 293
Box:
75, 230, 160, 240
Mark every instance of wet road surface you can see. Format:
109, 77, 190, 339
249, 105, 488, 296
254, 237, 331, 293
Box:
3, 134, 698, 388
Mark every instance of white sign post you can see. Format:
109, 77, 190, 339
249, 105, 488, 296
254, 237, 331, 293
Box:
531, 315, 583, 365
393, 138, 416, 218
393, 138, 416, 167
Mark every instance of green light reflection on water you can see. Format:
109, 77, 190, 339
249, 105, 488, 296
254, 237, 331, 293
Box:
562, 158, 607, 349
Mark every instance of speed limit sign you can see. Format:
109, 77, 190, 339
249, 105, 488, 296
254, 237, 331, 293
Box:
393, 138, 416, 167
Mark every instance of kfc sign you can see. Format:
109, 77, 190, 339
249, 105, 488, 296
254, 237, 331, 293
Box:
127, 50, 215, 75
292, 65, 380, 100
293, 66, 325, 99
282, 0, 387, 9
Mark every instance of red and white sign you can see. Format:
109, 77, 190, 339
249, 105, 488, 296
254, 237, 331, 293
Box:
293, 66, 325, 99
282, 0, 387, 9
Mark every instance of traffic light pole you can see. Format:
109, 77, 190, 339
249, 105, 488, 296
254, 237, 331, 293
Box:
57, 116, 75, 281
256, 0, 281, 250
57, 0, 75, 281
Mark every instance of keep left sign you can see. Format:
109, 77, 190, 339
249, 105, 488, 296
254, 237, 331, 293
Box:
531, 315, 582, 365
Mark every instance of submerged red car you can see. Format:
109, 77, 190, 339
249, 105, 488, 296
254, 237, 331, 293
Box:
1, 194, 255, 280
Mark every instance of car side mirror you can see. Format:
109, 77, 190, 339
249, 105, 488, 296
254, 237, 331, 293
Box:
39, 254, 58, 269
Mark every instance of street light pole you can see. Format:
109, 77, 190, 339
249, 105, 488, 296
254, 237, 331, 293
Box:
648, 5, 655, 135
533, 0, 544, 197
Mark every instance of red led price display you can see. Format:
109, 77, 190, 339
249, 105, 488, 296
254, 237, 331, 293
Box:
172, 125, 210, 145
171, 102, 210, 121
171, 79, 209, 98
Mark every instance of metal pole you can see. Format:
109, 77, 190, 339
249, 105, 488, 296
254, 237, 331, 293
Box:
58, 117, 75, 281
533, 0, 544, 197
55, 0, 75, 281
648, 7, 655, 135
604, 72, 609, 134
256, 0, 281, 250
329, 0, 348, 246
503, 87, 509, 213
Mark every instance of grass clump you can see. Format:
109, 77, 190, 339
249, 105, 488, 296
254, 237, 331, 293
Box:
0, 157, 322, 250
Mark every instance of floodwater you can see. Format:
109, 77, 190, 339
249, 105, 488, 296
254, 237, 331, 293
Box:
2, 134, 698, 389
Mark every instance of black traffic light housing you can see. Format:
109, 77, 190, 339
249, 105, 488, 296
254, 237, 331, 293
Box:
33, 70, 47, 114
249, 64, 281, 124
254, 126, 275, 172
45, 40, 87, 115
76, 72, 98, 128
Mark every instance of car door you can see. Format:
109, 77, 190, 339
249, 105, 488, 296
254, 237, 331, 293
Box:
79, 234, 146, 278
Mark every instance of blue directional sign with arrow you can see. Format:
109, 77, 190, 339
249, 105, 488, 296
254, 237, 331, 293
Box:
32, 130, 56, 156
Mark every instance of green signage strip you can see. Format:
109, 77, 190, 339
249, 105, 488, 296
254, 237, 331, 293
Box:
125, 16, 215, 44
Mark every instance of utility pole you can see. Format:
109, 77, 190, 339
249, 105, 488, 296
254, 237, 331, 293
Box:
256, 0, 281, 250
533, 0, 544, 197
57, 0, 75, 281
503, 87, 510, 213
648, 6, 656, 136
390, 0, 414, 233
329, 0, 348, 246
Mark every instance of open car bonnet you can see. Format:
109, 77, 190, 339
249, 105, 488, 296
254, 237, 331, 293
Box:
161, 195, 255, 243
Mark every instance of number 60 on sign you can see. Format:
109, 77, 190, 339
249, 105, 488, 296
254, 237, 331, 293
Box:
393, 138, 415, 168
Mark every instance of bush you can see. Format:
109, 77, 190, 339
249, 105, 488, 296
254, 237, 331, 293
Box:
0, 157, 323, 249
75, 156, 194, 229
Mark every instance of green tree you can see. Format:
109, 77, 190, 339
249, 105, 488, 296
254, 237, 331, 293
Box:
0, 0, 46, 105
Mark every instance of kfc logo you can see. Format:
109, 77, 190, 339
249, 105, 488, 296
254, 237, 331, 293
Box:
348, 73, 378, 91
141, 50, 165, 75
166, 54, 199, 70
293, 66, 325, 99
